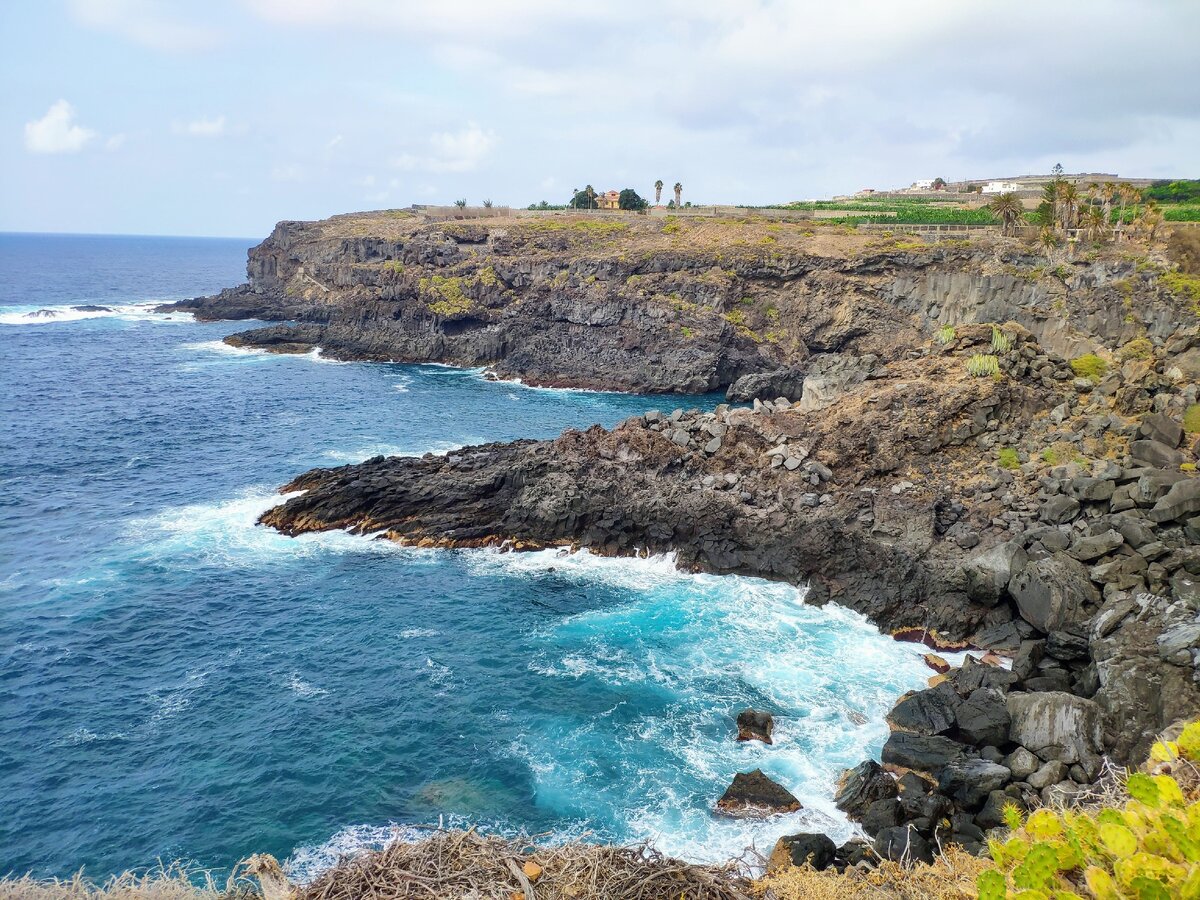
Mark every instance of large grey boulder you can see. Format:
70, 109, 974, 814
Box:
1008, 553, 1099, 633
1139, 413, 1183, 448
1068, 529, 1124, 562
938, 758, 1011, 807
963, 541, 1028, 605
1006, 692, 1104, 776
1040, 495, 1080, 524
1131, 439, 1185, 469
834, 760, 898, 819
1148, 478, 1200, 524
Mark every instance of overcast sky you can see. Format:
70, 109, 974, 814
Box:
2, 0, 1198, 237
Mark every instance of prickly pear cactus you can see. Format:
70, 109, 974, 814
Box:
974, 719, 1200, 898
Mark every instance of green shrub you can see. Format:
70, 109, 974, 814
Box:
1120, 337, 1154, 361
1162, 270, 1200, 310
1185, 404, 1200, 434
1070, 354, 1109, 382
936, 325, 957, 345
419, 275, 473, 317
966, 354, 1000, 377
997, 448, 1020, 470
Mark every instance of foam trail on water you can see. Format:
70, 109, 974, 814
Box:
321, 440, 465, 464
0, 302, 193, 326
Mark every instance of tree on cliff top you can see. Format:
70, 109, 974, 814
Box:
988, 192, 1024, 236
654, 180, 664, 204
673, 182, 683, 207
569, 188, 598, 209
618, 188, 648, 211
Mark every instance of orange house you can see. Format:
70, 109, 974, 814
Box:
596, 190, 621, 210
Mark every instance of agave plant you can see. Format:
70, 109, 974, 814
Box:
966, 354, 1001, 377
936, 324, 957, 345
991, 325, 1012, 353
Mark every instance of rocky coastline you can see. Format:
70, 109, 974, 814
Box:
168, 211, 1200, 872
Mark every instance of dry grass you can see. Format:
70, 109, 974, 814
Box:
298, 829, 754, 900
752, 847, 989, 900
0, 864, 250, 900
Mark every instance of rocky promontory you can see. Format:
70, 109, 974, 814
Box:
186, 210, 1200, 864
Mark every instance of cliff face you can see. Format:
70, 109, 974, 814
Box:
167, 212, 1195, 394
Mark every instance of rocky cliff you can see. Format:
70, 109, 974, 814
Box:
166, 212, 1197, 394
177, 211, 1200, 864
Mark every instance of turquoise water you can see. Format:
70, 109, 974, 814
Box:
0, 233, 937, 880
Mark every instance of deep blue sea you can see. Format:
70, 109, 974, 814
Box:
0, 233, 940, 881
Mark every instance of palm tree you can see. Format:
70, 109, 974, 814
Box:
1140, 200, 1163, 242
654, 180, 664, 205
1039, 226, 1060, 262
673, 182, 682, 207
988, 192, 1024, 236
1083, 205, 1107, 242
482, 198, 493, 208
1115, 184, 1139, 240
585, 184, 595, 210
571, 187, 579, 210
1056, 182, 1080, 232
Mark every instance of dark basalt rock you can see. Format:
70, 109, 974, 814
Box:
873, 825, 934, 865
954, 688, 1011, 747
880, 732, 967, 776
834, 760, 898, 819
887, 682, 960, 736
726, 368, 805, 402
767, 832, 836, 873
735, 708, 774, 744
937, 758, 1011, 808
715, 769, 802, 817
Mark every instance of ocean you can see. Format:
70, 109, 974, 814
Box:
0, 232, 938, 880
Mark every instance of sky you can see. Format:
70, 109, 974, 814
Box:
1, 0, 1198, 238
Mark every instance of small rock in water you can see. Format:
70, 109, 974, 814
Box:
715, 769, 802, 817
736, 708, 774, 744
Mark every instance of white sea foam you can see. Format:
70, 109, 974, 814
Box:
399, 628, 439, 639
321, 440, 463, 464
287, 674, 329, 698
0, 301, 193, 326
285, 824, 427, 884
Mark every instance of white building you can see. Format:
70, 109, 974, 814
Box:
981, 180, 1025, 194
911, 179, 935, 190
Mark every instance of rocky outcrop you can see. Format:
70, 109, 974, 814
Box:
735, 709, 774, 744
163, 211, 1196, 396
715, 770, 802, 817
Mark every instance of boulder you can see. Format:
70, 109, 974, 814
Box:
1004, 746, 1040, 780
767, 832, 836, 873
1148, 478, 1200, 524
1068, 477, 1116, 503
873, 825, 934, 865
881, 732, 966, 775
1045, 628, 1089, 661
1067, 529, 1124, 562
1026, 760, 1068, 791
1040, 495, 1081, 525
1008, 553, 1100, 633
975, 789, 1021, 829
735, 708, 774, 744
937, 758, 1011, 807
1139, 413, 1183, 449
951, 655, 1019, 695
834, 760, 897, 819
963, 541, 1029, 605
1130, 440, 1185, 470
860, 798, 902, 835
715, 769, 802, 817
955, 688, 1012, 746
1006, 692, 1104, 776
887, 683, 959, 735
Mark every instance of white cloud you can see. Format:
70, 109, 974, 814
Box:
327, 134, 344, 149
69, 0, 223, 51
393, 124, 497, 174
105, 133, 128, 151
24, 100, 97, 154
270, 163, 305, 182
173, 116, 227, 137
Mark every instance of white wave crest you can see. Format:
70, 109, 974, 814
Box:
0, 302, 193, 326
